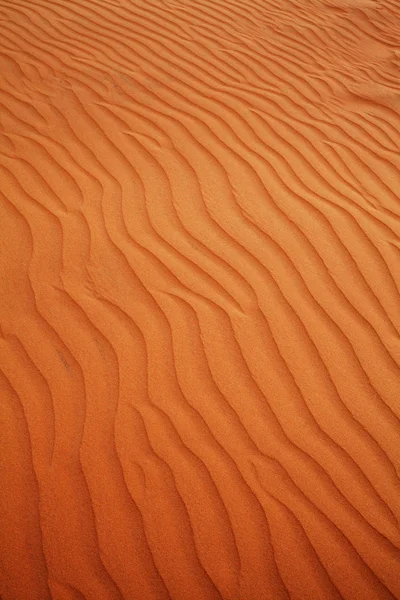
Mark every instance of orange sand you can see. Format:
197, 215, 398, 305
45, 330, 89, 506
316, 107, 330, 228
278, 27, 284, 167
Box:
1, 0, 400, 598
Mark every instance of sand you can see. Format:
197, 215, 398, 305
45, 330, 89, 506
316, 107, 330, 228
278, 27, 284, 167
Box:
0, 0, 400, 598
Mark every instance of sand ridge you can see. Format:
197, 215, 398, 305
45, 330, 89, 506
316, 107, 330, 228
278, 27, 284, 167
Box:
0, 0, 400, 598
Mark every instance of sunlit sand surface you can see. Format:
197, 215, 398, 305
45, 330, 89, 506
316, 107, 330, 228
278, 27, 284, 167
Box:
1, 0, 400, 598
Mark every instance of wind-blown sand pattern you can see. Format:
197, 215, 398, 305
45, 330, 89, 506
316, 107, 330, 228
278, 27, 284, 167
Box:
1, 0, 400, 598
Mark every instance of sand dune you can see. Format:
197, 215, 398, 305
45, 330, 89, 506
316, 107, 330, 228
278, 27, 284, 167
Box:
1, 0, 400, 598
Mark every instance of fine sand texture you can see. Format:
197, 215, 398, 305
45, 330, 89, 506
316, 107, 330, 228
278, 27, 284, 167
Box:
1, 0, 400, 599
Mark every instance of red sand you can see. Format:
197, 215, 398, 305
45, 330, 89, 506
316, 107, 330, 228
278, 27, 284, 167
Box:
1, 0, 400, 599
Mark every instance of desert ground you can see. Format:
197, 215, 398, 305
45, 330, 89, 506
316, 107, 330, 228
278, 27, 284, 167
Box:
1, 0, 400, 599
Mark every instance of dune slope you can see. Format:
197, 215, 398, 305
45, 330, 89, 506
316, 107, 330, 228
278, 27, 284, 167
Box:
1, 0, 400, 599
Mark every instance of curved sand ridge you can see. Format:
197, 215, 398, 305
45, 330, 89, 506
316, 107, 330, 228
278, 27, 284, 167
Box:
1, 0, 400, 598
